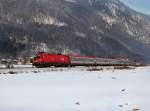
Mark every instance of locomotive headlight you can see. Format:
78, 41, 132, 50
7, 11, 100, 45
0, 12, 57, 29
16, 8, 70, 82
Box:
61, 58, 65, 61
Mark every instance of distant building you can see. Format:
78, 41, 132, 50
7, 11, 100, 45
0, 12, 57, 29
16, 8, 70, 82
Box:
0, 59, 14, 69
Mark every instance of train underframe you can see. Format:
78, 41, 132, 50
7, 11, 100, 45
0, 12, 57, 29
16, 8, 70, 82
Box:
33, 62, 136, 68
33, 62, 70, 68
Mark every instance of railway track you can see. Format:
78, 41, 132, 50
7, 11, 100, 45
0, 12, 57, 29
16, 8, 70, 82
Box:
0, 65, 140, 74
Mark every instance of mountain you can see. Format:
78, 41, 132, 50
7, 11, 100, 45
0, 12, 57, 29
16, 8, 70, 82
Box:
0, 0, 150, 63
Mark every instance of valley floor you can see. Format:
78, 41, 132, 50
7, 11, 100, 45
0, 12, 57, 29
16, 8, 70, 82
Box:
0, 66, 150, 111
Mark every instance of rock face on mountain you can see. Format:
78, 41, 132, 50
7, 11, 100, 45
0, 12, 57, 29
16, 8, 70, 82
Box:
0, 0, 150, 63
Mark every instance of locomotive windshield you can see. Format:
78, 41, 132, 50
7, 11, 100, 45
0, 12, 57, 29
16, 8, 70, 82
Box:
34, 56, 40, 60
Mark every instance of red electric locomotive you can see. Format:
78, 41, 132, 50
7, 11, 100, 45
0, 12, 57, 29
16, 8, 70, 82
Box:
31, 52, 70, 67
31, 52, 137, 67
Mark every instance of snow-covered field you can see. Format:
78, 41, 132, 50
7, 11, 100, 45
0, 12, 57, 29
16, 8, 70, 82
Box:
0, 66, 150, 111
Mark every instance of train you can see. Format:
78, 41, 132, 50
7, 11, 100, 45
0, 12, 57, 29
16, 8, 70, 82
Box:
31, 52, 138, 68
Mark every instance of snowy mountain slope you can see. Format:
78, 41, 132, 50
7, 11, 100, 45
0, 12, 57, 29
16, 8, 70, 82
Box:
0, 0, 150, 63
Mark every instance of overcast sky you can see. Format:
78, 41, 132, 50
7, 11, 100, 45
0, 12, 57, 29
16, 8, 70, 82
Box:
120, 0, 150, 15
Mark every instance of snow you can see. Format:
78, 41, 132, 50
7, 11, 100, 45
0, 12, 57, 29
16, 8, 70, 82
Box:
13, 64, 33, 68
88, 0, 92, 6
65, 0, 77, 3
75, 31, 86, 38
0, 66, 150, 111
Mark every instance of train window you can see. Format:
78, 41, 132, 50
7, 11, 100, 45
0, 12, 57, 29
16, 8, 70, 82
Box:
71, 57, 96, 62
36, 56, 40, 59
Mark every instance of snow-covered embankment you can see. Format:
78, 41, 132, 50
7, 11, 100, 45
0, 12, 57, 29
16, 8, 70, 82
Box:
0, 66, 150, 111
